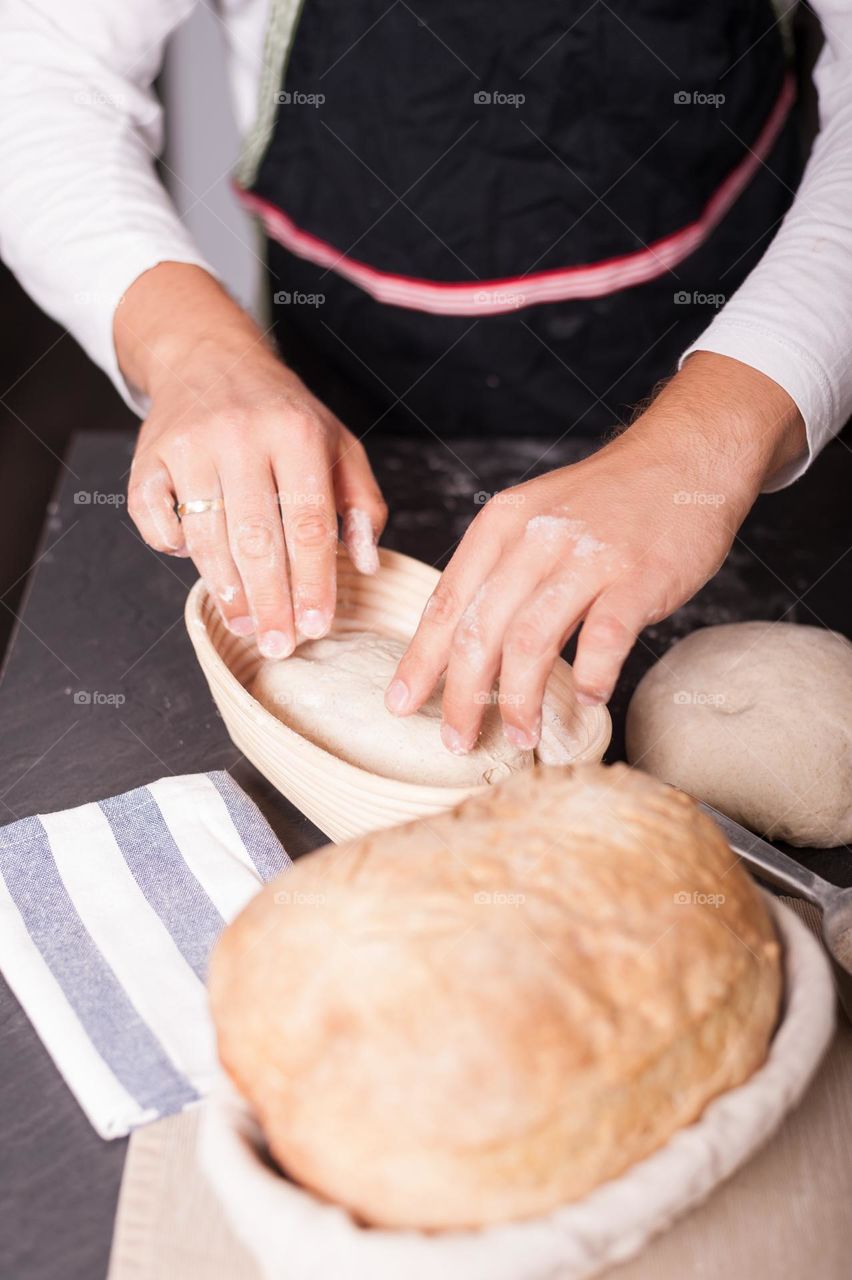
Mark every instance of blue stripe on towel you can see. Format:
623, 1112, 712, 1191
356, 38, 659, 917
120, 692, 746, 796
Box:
210, 771, 289, 881
0, 816, 198, 1114
99, 787, 224, 980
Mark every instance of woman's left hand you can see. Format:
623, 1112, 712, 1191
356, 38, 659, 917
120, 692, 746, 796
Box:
384, 353, 805, 754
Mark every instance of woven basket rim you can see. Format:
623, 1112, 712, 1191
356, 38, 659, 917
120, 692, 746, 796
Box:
184, 547, 611, 808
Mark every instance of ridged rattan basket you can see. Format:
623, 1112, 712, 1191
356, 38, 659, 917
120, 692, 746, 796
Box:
185, 547, 611, 841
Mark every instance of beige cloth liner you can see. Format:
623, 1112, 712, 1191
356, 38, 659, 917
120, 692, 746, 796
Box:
107, 899, 852, 1280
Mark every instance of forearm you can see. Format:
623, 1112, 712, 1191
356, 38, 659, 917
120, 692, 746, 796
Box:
0, 0, 206, 410
680, 0, 852, 485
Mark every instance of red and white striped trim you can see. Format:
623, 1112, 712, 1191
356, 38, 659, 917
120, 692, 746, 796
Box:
238, 74, 795, 316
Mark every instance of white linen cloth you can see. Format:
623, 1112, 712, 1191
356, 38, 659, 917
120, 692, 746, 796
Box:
0, 771, 289, 1138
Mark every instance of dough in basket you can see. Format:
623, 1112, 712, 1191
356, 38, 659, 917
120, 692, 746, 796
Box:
250, 629, 532, 786
210, 762, 781, 1230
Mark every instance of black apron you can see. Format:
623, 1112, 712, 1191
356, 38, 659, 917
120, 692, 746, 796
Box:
238, 1, 801, 438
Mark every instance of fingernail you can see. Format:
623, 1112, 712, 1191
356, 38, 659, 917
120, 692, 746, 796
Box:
385, 678, 410, 715
298, 609, 329, 639
352, 541, 380, 575
441, 724, 469, 756
504, 723, 539, 750
383, 675, 411, 716
344, 509, 380, 575
576, 689, 606, 706
228, 615, 254, 636
258, 630, 295, 659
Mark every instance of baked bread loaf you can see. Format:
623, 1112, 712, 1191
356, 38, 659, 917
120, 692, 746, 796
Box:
209, 763, 781, 1230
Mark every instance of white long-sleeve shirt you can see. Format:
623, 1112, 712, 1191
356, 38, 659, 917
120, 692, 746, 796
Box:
1, 0, 851, 489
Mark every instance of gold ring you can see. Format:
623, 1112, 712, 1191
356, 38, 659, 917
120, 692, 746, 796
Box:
176, 498, 225, 518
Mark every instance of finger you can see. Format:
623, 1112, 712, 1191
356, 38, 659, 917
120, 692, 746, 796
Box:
223, 461, 295, 657
498, 572, 597, 747
333, 429, 388, 575
570, 585, 650, 706
275, 424, 339, 640
439, 545, 552, 754
170, 457, 255, 637
127, 456, 186, 556
385, 504, 507, 718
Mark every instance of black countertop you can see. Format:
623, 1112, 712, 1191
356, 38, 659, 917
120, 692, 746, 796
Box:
1, 428, 850, 1280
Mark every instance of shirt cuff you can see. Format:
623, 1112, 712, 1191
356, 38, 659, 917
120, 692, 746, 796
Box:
679, 318, 837, 492
74, 241, 216, 419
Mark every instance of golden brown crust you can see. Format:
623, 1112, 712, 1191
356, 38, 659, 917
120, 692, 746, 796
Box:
209, 763, 781, 1229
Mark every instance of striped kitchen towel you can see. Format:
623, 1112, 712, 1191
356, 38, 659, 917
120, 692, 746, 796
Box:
0, 771, 290, 1139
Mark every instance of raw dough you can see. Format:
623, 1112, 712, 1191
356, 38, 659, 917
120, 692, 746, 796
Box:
210, 763, 781, 1230
250, 629, 532, 787
626, 621, 852, 847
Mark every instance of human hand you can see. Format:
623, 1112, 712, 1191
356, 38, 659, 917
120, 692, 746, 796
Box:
119, 266, 386, 658
386, 353, 805, 753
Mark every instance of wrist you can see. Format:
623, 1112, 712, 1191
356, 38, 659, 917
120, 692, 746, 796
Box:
621, 351, 806, 505
115, 263, 272, 399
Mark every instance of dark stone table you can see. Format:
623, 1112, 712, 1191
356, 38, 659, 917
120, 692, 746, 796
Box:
1, 428, 850, 1279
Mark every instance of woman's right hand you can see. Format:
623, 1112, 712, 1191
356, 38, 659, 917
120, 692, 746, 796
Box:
117, 264, 387, 658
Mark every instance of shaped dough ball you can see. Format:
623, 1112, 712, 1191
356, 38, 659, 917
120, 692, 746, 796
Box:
250, 630, 532, 787
626, 622, 852, 847
210, 764, 780, 1230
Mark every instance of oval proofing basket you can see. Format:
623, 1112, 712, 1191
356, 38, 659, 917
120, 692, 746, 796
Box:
184, 547, 611, 841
